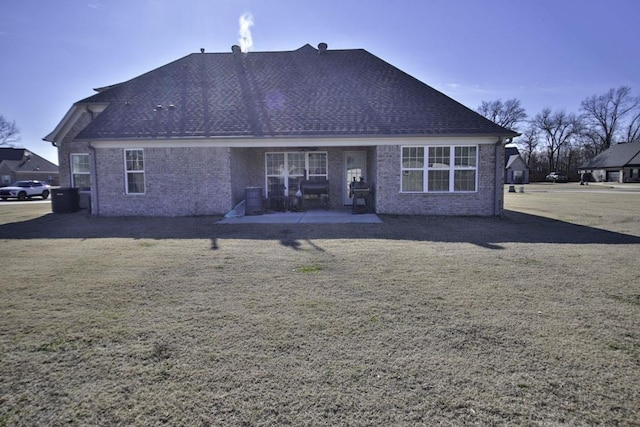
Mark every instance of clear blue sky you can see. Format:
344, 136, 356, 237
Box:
1, 0, 639, 164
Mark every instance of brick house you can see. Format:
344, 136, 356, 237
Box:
0, 147, 59, 186
578, 140, 640, 183
45, 43, 517, 217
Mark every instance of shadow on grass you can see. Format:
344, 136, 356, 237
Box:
1, 209, 639, 251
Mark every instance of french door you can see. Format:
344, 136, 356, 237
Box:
343, 151, 367, 205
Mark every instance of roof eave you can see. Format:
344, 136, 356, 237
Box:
76, 132, 516, 145
43, 105, 82, 144
44, 103, 109, 145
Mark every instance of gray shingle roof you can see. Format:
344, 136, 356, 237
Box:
504, 146, 522, 166
0, 147, 26, 161
580, 141, 640, 169
74, 44, 518, 140
505, 155, 523, 169
0, 148, 58, 173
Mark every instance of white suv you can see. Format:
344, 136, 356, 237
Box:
0, 180, 51, 201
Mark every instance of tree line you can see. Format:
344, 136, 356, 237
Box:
477, 86, 640, 180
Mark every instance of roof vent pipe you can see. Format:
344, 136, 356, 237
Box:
231, 45, 242, 54
318, 42, 328, 53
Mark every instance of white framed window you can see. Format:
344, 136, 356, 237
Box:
307, 152, 328, 179
401, 147, 424, 192
124, 149, 145, 194
265, 151, 328, 195
70, 153, 91, 191
453, 146, 477, 191
401, 145, 477, 193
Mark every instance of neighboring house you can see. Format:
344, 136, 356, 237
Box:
578, 141, 640, 183
0, 147, 59, 186
504, 145, 529, 184
45, 43, 517, 217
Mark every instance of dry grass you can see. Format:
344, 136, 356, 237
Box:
1, 184, 639, 425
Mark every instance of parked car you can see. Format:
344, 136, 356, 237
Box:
0, 180, 50, 200
545, 172, 568, 183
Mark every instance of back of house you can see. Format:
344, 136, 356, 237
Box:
45, 43, 517, 217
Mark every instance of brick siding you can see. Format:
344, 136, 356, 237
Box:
59, 131, 503, 216
95, 146, 232, 216
374, 143, 502, 216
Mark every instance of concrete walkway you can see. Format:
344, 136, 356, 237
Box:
217, 209, 382, 224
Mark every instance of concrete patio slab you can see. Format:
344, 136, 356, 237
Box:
217, 209, 382, 224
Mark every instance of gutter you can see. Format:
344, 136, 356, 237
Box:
43, 106, 80, 147
74, 132, 519, 143
495, 138, 504, 216
43, 103, 108, 146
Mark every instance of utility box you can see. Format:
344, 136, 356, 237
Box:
51, 188, 80, 213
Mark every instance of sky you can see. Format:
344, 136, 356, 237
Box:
1, 0, 639, 164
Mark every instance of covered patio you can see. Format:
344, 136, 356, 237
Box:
229, 146, 377, 214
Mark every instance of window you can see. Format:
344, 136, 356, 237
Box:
401, 147, 424, 192
307, 153, 328, 179
401, 145, 477, 192
124, 149, 145, 194
453, 146, 477, 191
70, 153, 91, 191
428, 146, 450, 191
265, 151, 328, 195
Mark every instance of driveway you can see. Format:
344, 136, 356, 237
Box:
508, 182, 640, 193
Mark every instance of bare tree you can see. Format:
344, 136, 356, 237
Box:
576, 128, 601, 160
558, 140, 582, 180
531, 108, 583, 172
625, 108, 640, 143
580, 86, 640, 152
0, 115, 20, 146
515, 124, 539, 167
477, 98, 528, 131
526, 150, 547, 181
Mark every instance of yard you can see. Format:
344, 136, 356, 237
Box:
1, 184, 639, 425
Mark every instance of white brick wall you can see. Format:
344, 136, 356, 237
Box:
58, 133, 503, 216
374, 143, 502, 216
95, 146, 232, 216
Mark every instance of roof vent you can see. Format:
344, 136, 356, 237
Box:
318, 42, 328, 53
200, 48, 205, 53
231, 45, 242, 54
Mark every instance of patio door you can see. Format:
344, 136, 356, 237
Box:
265, 151, 328, 196
343, 151, 367, 205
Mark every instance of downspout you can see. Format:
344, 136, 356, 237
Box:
494, 138, 504, 216
83, 106, 99, 216
89, 143, 99, 216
